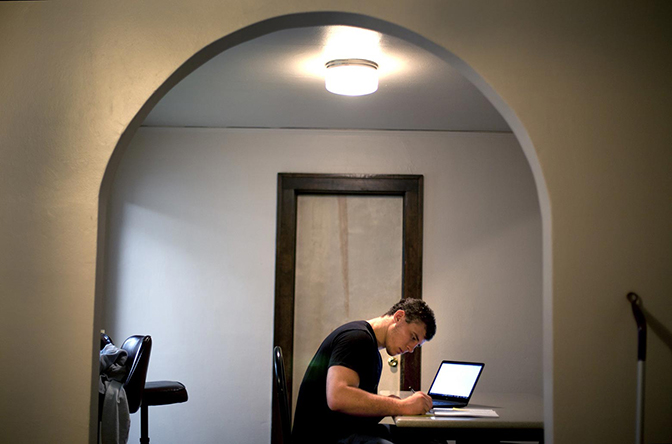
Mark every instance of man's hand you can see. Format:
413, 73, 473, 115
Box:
398, 391, 433, 416
326, 365, 433, 417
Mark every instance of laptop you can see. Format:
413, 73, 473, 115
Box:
427, 360, 485, 408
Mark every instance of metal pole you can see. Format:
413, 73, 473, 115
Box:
627, 292, 646, 444
635, 360, 645, 444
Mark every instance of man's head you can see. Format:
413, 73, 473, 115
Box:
383, 298, 436, 356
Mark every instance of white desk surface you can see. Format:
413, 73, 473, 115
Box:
384, 392, 543, 429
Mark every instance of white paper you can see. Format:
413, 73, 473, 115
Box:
432, 408, 499, 418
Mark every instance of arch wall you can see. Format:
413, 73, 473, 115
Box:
97, 13, 551, 441
1, 2, 670, 444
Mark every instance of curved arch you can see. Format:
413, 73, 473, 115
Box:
95, 10, 553, 442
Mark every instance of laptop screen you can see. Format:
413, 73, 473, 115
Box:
428, 361, 484, 400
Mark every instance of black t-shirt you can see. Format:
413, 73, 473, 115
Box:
292, 320, 383, 444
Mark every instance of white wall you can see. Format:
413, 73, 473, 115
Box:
104, 127, 541, 443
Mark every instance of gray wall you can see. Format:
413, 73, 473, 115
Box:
104, 127, 541, 443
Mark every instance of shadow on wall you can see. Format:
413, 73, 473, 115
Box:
642, 304, 672, 352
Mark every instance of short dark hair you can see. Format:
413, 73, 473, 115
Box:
385, 298, 436, 341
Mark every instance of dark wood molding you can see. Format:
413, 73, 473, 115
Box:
272, 173, 424, 443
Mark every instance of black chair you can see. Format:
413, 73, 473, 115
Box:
99, 332, 116, 424
273, 346, 292, 444
139, 380, 188, 444
100, 332, 114, 349
120, 335, 153, 415
99, 334, 152, 441
139, 358, 188, 444
100, 334, 187, 444
98, 335, 152, 413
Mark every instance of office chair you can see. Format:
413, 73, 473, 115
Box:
139, 354, 188, 444
99, 332, 114, 424
120, 335, 153, 415
101, 332, 114, 349
273, 346, 292, 444
99, 334, 152, 442
101, 334, 188, 443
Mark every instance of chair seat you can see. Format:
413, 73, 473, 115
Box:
143, 380, 188, 407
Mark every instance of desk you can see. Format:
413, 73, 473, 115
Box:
386, 392, 544, 443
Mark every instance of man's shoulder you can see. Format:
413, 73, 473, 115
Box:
329, 321, 380, 380
328, 321, 375, 347
331, 321, 372, 339
335, 320, 369, 332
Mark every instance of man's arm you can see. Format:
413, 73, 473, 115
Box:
326, 365, 432, 417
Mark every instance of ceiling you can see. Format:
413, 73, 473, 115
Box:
144, 26, 510, 132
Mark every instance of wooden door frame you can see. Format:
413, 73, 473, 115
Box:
272, 173, 424, 440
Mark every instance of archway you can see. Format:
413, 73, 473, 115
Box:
95, 11, 552, 443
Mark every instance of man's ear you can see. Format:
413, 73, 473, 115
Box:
394, 310, 405, 322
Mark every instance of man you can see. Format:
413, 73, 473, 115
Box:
292, 298, 437, 444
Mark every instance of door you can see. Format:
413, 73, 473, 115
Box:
293, 194, 403, 413
272, 173, 424, 443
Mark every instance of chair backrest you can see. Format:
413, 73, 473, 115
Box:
273, 346, 291, 444
100, 332, 114, 350
121, 335, 152, 414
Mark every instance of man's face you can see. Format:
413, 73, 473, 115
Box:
386, 310, 427, 356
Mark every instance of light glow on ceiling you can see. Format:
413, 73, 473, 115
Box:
298, 26, 401, 87
325, 59, 379, 96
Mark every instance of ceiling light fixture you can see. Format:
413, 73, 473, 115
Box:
325, 59, 379, 96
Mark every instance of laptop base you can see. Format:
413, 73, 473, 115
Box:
432, 400, 467, 408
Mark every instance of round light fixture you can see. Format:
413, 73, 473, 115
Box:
325, 59, 379, 96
